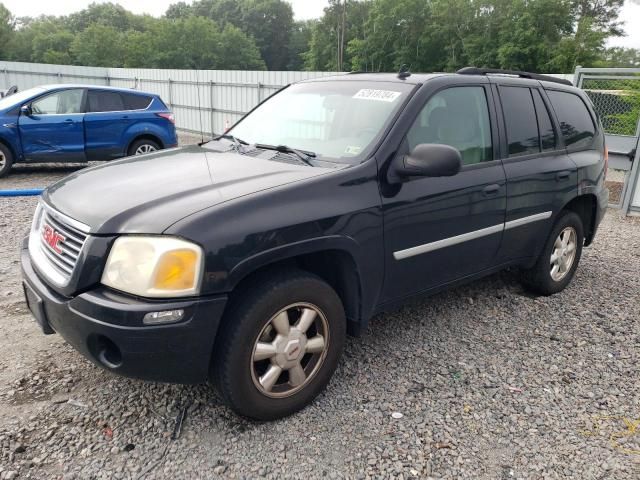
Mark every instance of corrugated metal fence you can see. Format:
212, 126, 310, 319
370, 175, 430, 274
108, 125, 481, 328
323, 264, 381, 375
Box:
0, 61, 574, 136
0, 61, 341, 135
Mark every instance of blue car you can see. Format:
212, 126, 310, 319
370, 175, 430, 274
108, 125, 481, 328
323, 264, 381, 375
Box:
0, 84, 177, 177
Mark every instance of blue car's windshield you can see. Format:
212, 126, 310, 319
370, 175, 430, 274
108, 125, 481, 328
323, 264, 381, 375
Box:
0, 87, 46, 110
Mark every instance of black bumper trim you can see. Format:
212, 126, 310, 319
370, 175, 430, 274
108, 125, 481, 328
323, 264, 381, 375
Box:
21, 245, 227, 384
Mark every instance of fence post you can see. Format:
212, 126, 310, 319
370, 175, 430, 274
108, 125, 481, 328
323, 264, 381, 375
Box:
168, 79, 173, 110
105, 74, 111, 86
573, 65, 582, 88
257, 82, 262, 103
210, 81, 215, 136
621, 116, 640, 215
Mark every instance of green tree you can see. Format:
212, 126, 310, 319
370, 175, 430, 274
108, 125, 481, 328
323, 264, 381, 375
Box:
0, 3, 14, 59
305, 0, 372, 71
70, 24, 125, 66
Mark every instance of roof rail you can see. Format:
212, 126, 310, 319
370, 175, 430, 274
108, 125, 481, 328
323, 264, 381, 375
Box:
456, 67, 573, 86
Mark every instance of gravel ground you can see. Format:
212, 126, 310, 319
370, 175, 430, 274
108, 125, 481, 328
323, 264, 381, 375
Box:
1, 149, 639, 479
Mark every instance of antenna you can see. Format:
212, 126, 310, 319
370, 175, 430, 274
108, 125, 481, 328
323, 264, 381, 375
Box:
194, 67, 205, 143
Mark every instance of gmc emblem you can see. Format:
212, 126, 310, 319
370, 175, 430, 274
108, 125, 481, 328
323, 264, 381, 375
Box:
42, 224, 65, 254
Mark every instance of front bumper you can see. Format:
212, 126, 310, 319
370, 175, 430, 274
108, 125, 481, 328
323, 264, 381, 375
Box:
21, 242, 227, 384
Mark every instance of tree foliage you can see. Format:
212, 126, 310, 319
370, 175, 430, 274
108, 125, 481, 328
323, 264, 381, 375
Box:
0, 0, 634, 73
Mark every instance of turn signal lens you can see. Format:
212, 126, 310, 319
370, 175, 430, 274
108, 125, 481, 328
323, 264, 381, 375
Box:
153, 250, 198, 291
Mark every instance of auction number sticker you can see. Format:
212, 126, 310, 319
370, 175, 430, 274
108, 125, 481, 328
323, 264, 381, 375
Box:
353, 89, 401, 102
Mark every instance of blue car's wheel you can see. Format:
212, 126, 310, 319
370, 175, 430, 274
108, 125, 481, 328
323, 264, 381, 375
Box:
0, 143, 13, 178
128, 138, 160, 157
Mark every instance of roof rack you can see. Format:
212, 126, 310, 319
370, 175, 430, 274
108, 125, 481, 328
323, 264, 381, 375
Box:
456, 67, 572, 86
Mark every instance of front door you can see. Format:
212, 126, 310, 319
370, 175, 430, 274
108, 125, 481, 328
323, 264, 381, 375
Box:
18, 88, 86, 163
380, 84, 506, 303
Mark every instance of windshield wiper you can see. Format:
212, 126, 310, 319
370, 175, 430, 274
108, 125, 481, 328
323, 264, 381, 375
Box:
211, 133, 249, 150
255, 143, 316, 166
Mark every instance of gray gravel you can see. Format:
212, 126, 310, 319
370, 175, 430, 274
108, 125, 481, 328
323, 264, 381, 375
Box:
1, 151, 640, 478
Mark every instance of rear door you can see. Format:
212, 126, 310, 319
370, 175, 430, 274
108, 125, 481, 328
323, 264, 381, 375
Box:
380, 82, 506, 303
84, 90, 136, 160
493, 81, 577, 263
18, 88, 86, 162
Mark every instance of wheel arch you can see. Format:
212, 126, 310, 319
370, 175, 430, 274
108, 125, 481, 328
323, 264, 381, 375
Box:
0, 136, 17, 162
126, 133, 164, 155
225, 238, 364, 336
561, 194, 598, 245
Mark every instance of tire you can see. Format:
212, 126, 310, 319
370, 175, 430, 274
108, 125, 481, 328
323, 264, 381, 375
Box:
127, 138, 160, 156
0, 143, 14, 178
213, 270, 346, 420
520, 211, 584, 296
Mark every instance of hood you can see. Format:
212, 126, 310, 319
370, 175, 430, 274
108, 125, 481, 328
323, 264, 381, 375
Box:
44, 145, 337, 234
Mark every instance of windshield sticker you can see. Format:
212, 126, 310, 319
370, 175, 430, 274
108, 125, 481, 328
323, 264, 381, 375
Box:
353, 89, 401, 102
345, 146, 362, 155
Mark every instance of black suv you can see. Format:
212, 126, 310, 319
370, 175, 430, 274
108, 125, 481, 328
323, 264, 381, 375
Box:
21, 68, 608, 420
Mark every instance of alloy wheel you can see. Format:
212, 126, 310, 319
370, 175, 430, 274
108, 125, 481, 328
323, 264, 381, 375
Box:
250, 302, 330, 398
134, 144, 157, 155
550, 226, 577, 282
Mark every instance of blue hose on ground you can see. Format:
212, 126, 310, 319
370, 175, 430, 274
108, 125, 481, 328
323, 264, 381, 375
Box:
0, 189, 44, 197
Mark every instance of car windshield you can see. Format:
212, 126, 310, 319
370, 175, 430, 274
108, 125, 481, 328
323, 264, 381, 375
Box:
0, 87, 46, 110
225, 80, 414, 163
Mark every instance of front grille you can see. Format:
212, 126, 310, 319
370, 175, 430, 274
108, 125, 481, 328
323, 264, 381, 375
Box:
39, 212, 87, 277
29, 204, 89, 287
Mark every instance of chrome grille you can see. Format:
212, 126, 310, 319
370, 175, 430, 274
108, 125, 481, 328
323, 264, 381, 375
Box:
29, 203, 89, 287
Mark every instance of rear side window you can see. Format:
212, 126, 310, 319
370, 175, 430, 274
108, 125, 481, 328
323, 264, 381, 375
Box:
499, 86, 539, 157
121, 93, 152, 110
532, 89, 557, 151
546, 90, 595, 149
88, 90, 124, 112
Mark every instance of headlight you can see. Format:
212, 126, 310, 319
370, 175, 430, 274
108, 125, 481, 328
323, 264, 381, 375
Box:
101, 236, 203, 298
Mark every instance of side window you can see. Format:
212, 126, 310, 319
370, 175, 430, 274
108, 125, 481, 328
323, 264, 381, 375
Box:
88, 90, 125, 113
31, 89, 83, 115
406, 86, 492, 165
121, 93, 152, 110
546, 90, 595, 149
499, 86, 539, 157
532, 89, 557, 151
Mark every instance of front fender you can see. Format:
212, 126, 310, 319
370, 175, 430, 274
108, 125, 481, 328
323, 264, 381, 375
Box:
226, 235, 364, 290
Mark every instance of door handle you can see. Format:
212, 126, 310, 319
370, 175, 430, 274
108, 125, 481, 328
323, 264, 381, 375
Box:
483, 184, 500, 195
64, 118, 74, 122
556, 171, 571, 181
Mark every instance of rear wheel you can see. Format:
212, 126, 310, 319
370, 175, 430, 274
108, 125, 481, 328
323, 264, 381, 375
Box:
520, 211, 584, 295
128, 138, 160, 156
213, 270, 346, 420
0, 143, 14, 178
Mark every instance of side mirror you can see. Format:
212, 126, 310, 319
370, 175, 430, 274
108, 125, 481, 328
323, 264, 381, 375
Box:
392, 143, 461, 180
20, 104, 32, 116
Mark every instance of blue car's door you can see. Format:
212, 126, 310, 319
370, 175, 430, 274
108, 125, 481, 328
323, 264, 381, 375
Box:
18, 88, 86, 162
84, 90, 134, 160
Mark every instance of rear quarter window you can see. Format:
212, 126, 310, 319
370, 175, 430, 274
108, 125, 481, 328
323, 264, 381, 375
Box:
546, 90, 595, 150
121, 93, 152, 110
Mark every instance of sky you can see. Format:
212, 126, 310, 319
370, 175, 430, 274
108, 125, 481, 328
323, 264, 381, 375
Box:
2, 0, 639, 48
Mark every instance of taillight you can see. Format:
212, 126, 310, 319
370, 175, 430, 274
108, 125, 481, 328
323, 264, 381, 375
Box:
156, 112, 175, 124
604, 144, 608, 180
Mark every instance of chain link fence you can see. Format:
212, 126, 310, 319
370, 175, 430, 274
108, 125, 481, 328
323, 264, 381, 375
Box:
576, 68, 640, 212
581, 76, 640, 137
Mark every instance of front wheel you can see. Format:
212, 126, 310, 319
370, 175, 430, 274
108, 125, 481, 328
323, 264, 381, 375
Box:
128, 138, 160, 156
0, 143, 14, 178
213, 271, 346, 420
520, 211, 584, 295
